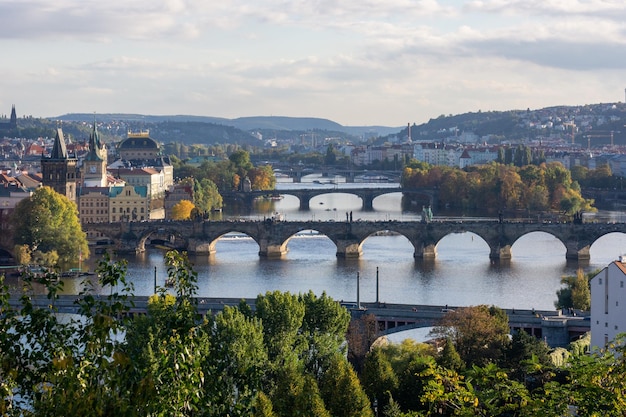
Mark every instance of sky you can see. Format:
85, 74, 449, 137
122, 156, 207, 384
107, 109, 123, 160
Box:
1, 0, 626, 127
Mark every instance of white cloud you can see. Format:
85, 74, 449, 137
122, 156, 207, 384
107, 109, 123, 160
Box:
1, 0, 626, 124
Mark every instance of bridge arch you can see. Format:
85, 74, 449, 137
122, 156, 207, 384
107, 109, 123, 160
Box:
510, 231, 567, 260
136, 229, 190, 253
433, 232, 491, 261
358, 230, 417, 260
280, 229, 338, 258
590, 232, 626, 260
201, 230, 261, 257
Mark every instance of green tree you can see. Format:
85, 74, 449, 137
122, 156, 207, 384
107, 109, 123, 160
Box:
565, 334, 626, 416
11, 186, 89, 269
204, 306, 268, 415
437, 337, 465, 372
254, 291, 306, 364
362, 346, 399, 412
194, 178, 223, 213
555, 268, 593, 311
320, 353, 374, 417
299, 290, 351, 374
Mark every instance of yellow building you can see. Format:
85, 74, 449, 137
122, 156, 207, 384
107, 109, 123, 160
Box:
109, 184, 151, 222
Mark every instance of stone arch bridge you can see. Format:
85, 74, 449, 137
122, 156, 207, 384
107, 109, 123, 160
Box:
221, 187, 435, 210
84, 219, 626, 261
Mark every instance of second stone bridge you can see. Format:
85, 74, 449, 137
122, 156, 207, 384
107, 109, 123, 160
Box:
84, 219, 626, 261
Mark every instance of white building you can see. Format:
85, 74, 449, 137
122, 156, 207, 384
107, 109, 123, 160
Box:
590, 259, 626, 349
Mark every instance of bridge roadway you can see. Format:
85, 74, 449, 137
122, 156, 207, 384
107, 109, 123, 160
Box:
7, 295, 588, 348
220, 186, 433, 210
84, 219, 626, 261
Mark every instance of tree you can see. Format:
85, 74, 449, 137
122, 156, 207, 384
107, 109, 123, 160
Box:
11, 186, 89, 269
247, 165, 276, 191
325, 144, 337, 166
254, 291, 306, 364
430, 305, 510, 367
564, 334, 626, 416
437, 337, 464, 372
555, 268, 593, 311
362, 346, 399, 412
299, 290, 351, 374
171, 199, 195, 220
319, 353, 374, 417
194, 178, 223, 213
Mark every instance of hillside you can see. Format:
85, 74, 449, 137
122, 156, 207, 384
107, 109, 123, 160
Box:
11, 102, 626, 147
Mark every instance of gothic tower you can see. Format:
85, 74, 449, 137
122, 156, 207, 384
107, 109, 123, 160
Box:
82, 119, 108, 187
9, 105, 16, 129
41, 128, 78, 202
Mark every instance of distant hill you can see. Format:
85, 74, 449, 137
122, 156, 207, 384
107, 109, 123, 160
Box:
46, 102, 626, 147
54, 114, 403, 138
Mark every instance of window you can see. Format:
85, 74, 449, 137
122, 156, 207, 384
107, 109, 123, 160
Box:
599, 278, 603, 284
621, 281, 624, 288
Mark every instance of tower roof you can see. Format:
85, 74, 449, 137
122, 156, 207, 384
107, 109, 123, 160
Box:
50, 128, 69, 159
84, 119, 106, 161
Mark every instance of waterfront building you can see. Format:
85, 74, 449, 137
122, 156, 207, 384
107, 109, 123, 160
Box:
78, 187, 110, 224
109, 184, 152, 222
590, 258, 626, 349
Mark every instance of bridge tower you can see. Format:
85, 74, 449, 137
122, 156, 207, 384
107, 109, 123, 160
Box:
41, 128, 78, 202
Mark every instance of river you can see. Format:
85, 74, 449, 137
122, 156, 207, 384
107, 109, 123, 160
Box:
14, 178, 626, 311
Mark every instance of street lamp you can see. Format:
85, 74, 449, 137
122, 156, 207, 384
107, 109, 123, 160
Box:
357, 271, 361, 310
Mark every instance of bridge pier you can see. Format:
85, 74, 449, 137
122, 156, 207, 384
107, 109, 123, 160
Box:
336, 242, 362, 258
187, 240, 215, 256
566, 244, 590, 261
361, 195, 374, 211
259, 244, 288, 258
299, 198, 310, 210
414, 243, 437, 260
489, 245, 512, 260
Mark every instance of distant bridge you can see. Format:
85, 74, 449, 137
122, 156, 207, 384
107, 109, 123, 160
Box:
221, 186, 435, 210
270, 165, 402, 183
83, 219, 626, 261
8, 295, 587, 348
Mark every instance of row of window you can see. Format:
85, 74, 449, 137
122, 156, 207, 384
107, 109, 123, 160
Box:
597, 278, 625, 287
81, 207, 146, 215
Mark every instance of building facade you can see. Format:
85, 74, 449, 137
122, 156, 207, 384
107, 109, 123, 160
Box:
109, 185, 150, 222
78, 187, 110, 224
590, 259, 626, 349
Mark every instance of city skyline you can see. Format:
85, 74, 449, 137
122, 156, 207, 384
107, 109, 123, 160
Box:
1, 0, 625, 127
